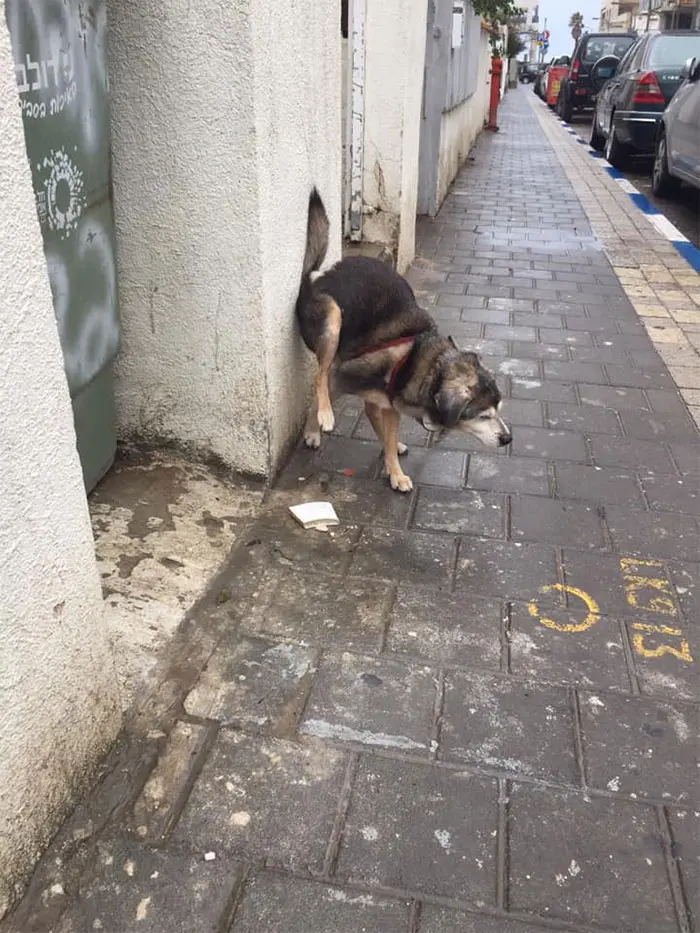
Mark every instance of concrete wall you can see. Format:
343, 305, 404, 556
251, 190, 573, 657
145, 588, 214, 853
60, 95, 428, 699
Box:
362, 0, 426, 271
436, 26, 491, 208
0, 12, 121, 918
108, 0, 341, 479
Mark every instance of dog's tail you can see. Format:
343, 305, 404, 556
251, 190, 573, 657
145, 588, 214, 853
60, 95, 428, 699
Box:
301, 187, 329, 279
295, 189, 329, 325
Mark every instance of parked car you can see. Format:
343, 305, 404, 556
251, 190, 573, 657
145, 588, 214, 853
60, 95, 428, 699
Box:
653, 56, 700, 196
535, 56, 570, 100
590, 31, 700, 168
520, 62, 541, 84
557, 33, 637, 122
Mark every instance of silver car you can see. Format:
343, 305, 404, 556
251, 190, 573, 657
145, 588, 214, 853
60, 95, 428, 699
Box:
653, 56, 700, 196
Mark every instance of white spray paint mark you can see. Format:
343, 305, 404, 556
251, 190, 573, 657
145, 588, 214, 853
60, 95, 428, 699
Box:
568, 859, 581, 877
135, 897, 151, 922
361, 826, 378, 841
607, 776, 621, 792
326, 889, 376, 906
230, 811, 251, 827
301, 719, 425, 751
434, 829, 452, 852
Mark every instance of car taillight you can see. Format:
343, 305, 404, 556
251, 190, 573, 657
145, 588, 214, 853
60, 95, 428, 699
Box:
571, 59, 580, 79
633, 71, 665, 105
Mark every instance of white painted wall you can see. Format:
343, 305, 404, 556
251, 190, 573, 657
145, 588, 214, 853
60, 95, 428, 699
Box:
108, 0, 341, 478
436, 27, 491, 208
0, 13, 121, 919
362, 0, 426, 271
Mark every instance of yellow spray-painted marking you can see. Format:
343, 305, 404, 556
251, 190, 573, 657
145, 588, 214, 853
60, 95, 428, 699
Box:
631, 623, 694, 664
528, 584, 601, 633
619, 557, 677, 617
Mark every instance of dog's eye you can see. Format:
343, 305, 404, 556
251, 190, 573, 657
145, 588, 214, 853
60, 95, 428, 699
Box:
479, 413, 492, 420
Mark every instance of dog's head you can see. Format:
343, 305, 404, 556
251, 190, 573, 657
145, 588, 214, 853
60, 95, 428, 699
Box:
422, 341, 512, 448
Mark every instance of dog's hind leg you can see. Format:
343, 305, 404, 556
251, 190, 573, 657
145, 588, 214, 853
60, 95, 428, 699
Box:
365, 401, 408, 456
302, 295, 342, 448
382, 408, 413, 493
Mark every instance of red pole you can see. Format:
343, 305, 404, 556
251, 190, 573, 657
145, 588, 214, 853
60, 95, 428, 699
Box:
486, 57, 503, 132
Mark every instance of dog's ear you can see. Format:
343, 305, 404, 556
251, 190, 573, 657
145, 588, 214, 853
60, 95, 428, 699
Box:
434, 381, 473, 428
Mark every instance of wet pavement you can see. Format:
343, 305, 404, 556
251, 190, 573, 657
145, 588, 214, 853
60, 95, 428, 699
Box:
3, 87, 699, 933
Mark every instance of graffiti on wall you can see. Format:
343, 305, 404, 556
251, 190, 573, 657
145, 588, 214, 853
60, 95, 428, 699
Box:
6, 0, 119, 396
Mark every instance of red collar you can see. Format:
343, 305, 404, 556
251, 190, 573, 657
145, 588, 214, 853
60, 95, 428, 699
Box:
348, 336, 415, 400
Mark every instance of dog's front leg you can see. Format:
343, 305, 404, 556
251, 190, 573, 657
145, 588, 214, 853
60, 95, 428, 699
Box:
383, 408, 413, 493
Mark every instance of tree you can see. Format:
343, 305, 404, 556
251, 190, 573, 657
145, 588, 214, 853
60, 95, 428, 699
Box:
471, 0, 526, 52
506, 27, 526, 59
569, 11, 584, 51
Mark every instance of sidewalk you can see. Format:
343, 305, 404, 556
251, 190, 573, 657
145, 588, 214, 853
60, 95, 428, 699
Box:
5, 87, 699, 933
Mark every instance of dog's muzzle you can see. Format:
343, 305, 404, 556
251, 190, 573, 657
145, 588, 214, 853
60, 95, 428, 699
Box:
499, 431, 513, 447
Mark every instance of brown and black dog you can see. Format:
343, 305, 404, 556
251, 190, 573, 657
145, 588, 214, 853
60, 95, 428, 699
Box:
295, 189, 512, 492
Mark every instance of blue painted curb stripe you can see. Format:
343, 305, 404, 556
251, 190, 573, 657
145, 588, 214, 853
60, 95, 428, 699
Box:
538, 100, 700, 275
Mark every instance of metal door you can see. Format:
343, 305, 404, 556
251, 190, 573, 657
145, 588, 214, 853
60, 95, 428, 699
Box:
7, 0, 119, 493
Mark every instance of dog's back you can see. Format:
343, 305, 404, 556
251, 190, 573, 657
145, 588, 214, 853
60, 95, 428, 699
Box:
295, 192, 434, 360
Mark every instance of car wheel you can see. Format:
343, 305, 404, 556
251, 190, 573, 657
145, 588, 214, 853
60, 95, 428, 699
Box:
558, 88, 573, 123
589, 110, 606, 152
652, 131, 680, 198
604, 116, 629, 170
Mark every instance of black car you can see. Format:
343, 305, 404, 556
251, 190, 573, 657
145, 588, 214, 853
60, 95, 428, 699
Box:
557, 33, 637, 122
520, 62, 541, 84
590, 31, 700, 168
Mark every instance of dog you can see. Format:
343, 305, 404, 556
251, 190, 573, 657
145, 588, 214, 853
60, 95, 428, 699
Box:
295, 189, 512, 492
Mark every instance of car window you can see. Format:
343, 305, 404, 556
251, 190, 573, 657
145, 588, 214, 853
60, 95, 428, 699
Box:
648, 34, 700, 68
624, 39, 647, 73
616, 39, 642, 74
582, 36, 635, 64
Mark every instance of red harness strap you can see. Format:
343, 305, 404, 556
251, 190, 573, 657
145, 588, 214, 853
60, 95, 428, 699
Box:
349, 336, 415, 402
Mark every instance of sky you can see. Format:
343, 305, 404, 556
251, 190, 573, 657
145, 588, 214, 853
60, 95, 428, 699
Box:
534, 0, 603, 59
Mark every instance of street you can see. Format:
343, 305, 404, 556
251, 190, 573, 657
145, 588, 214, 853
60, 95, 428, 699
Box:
571, 114, 700, 247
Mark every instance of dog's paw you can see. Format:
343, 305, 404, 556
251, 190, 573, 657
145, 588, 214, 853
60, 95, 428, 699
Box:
318, 407, 335, 433
389, 471, 413, 493
397, 442, 408, 456
304, 431, 321, 449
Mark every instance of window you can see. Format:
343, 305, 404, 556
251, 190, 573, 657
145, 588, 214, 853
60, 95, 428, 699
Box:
452, 1, 465, 50
446, 3, 482, 109
649, 34, 700, 68
582, 36, 635, 64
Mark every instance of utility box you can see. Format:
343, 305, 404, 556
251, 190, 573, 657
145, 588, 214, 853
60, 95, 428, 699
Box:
8, 0, 119, 492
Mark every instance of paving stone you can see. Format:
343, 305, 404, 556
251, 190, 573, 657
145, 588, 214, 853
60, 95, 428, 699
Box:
509, 602, 632, 692
495, 358, 541, 379
578, 383, 649, 410
606, 506, 700, 562
648, 389, 698, 417
605, 365, 675, 391
641, 473, 700, 515
412, 487, 504, 537
543, 361, 607, 384
172, 732, 346, 871
418, 907, 561, 933
627, 617, 699, 703
579, 692, 698, 802
485, 324, 537, 341
184, 637, 316, 730
268, 473, 414, 530
230, 873, 411, 932
510, 378, 578, 404
354, 411, 428, 446
554, 462, 645, 506
392, 448, 467, 488
619, 408, 699, 442
467, 454, 549, 497
670, 443, 700, 478
349, 528, 455, 586
511, 497, 606, 550
511, 427, 588, 462
460, 307, 510, 325
386, 583, 502, 668
250, 513, 359, 576
508, 785, 678, 930
546, 403, 621, 436
132, 723, 209, 839
589, 435, 677, 474
441, 672, 577, 783
510, 341, 570, 362
456, 538, 559, 602
244, 570, 391, 653
337, 756, 497, 902
54, 841, 242, 933
300, 653, 435, 752
283, 438, 380, 481
497, 399, 544, 427
668, 560, 700, 626
669, 808, 700, 929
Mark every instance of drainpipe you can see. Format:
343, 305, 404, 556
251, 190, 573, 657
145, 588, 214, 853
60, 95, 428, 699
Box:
349, 0, 366, 242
